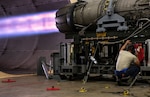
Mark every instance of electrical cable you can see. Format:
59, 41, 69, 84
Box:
99, 19, 150, 45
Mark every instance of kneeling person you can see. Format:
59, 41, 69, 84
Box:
115, 40, 140, 86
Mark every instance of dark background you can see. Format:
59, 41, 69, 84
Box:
0, 0, 72, 73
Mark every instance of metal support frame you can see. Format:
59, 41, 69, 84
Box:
96, 0, 128, 32
82, 42, 99, 84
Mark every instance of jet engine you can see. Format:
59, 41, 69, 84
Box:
56, 0, 150, 36
51, 0, 150, 80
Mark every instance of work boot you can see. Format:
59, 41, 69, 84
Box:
121, 76, 130, 82
126, 77, 134, 86
117, 76, 133, 86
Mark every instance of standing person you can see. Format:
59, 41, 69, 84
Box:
115, 40, 140, 86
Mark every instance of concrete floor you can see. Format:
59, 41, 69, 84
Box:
0, 75, 150, 97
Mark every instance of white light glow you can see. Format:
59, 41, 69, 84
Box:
0, 10, 58, 38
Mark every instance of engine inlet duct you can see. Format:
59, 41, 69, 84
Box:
55, 0, 150, 34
